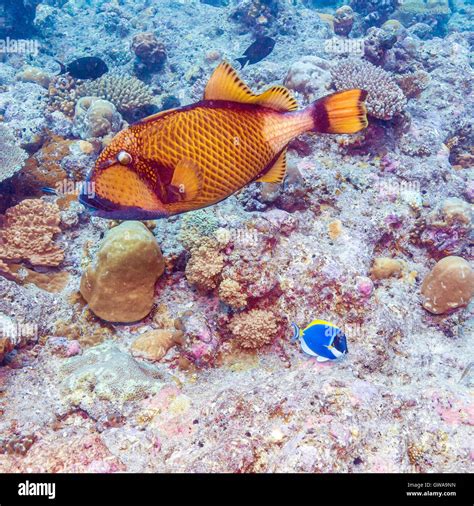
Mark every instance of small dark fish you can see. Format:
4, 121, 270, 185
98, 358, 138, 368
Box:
41, 187, 59, 196
236, 36, 276, 68
56, 57, 108, 80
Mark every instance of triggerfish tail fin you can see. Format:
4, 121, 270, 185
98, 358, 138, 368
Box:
310, 89, 368, 134
290, 323, 300, 342
55, 59, 67, 76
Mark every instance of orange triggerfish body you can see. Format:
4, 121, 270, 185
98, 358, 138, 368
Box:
80, 62, 368, 219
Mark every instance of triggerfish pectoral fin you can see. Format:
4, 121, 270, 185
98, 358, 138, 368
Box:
170, 159, 203, 202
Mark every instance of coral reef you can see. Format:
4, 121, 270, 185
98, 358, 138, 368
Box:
349, 0, 398, 28
228, 309, 279, 349
130, 329, 185, 362
0, 199, 64, 269
73, 97, 123, 139
77, 74, 157, 121
185, 244, 224, 292
131, 32, 167, 74
0, 124, 28, 183
393, 0, 451, 33
421, 256, 474, 315
331, 59, 406, 120
16, 66, 52, 89
284, 56, 332, 102
419, 197, 472, 258
370, 257, 404, 280
12, 136, 70, 198
219, 278, 248, 309
61, 341, 170, 410
47, 75, 80, 118
80, 222, 165, 323
334, 6, 354, 36
0, 0, 472, 476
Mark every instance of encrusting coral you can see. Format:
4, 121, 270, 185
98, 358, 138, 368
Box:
0, 199, 64, 268
228, 309, 279, 349
371, 257, 404, 280
131, 32, 167, 73
12, 136, 70, 197
421, 256, 474, 315
130, 329, 185, 362
0, 124, 28, 183
80, 221, 165, 323
16, 66, 52, 89
331, 59, 406, 120
61, 341, 169, 411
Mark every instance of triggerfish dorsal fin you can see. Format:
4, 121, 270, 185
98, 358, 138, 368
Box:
205, 62, 298, 112
204, 61, 256, 103
135, 108, 179, 126
256, 148, 288, 183
170, 159, 203, 201
253, 86, 298, 112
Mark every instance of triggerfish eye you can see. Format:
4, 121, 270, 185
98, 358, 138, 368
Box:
291, 319, 348, 363
117, 151, 132, 165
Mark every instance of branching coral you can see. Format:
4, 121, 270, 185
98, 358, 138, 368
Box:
47, 75, 80, 117
0, 124, 28, 183
77, 74, 156, 120
185, 244, 224, 291
0, 199, 64, 268
178, 209, 220, 251
331, 59, 406, 120
228, 309, 279, 349
219, 278, 248, 309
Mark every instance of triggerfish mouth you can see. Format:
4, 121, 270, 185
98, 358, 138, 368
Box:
79, 61, 368, 220
291, 320, 348, 362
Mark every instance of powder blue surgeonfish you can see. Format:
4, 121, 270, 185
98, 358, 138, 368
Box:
291, 319, 348, 362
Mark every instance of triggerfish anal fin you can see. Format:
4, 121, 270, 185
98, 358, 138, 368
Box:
256, 148, 288, 183
204, 62, 298, 112
170, 159, 203, 201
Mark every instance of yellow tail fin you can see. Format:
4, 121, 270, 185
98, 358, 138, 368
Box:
311, 89, 368, 134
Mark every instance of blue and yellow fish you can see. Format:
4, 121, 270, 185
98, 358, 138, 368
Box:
291, 319, 348, 362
